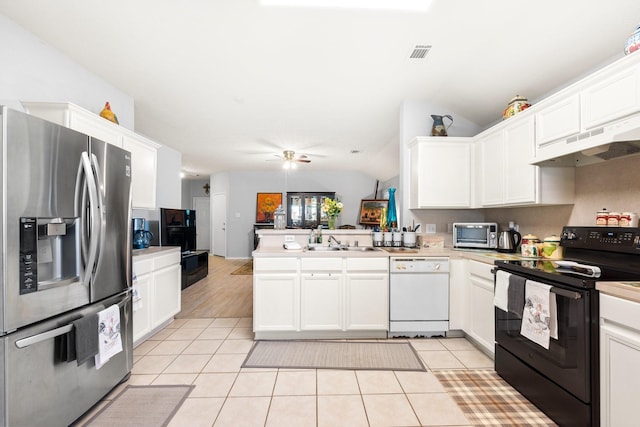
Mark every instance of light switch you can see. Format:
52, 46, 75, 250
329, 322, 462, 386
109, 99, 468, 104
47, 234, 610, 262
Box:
235, 212, 241, 218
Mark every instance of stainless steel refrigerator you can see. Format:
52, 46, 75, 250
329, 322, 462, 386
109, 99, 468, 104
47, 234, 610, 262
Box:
0, 106, 133, 426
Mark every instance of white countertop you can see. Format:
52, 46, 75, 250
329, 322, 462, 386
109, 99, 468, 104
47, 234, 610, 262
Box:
132, 246, 181, 259
597, 281, 640, 304
253, 245, 531, 264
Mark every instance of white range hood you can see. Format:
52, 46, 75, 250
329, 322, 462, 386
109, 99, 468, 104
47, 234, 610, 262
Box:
536, 113, 640, 167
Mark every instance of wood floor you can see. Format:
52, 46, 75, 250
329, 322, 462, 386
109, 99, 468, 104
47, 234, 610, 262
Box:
176, 255, 253, 319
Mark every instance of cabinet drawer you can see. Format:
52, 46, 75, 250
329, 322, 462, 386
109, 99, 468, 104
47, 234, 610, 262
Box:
468, 259, 494, 279
133, 258, 153, 276
346, 257, 388, 272
301, 257, 342, 272
154, 251, 181, 270
254, 257, 299, 272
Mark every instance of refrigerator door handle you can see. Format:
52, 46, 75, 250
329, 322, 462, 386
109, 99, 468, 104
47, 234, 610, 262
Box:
74, 152, 101, 287
90, 153, 107, 268
15, 324, 73, 349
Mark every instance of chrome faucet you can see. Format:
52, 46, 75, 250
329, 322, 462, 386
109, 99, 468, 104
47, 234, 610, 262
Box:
328, 235, 341, 247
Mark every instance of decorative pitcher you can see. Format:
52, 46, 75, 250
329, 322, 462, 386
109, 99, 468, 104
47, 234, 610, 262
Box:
430, 114, 453, 136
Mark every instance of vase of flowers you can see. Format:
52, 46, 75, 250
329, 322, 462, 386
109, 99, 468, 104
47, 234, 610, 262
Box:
322, 197, 343, 230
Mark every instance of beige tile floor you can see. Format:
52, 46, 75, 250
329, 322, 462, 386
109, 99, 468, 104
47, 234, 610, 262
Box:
80, 317, 495, 426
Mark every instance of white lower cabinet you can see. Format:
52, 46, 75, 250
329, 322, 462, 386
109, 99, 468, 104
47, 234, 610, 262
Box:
301, 273, 342, 330
254, 257, 300, 332
600, 293, 640, 427
254, 256, 388, 338
345, 273, 388, 330
448, 258, 467, 331
132, 248, 181, 346
465, 260, 495, 356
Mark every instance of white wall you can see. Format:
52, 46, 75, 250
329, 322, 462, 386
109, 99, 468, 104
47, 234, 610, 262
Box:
0, 14, 134, 128
181, 178, 210, 209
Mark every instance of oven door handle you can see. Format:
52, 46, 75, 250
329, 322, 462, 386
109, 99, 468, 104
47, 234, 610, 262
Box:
551, 287, 582, 299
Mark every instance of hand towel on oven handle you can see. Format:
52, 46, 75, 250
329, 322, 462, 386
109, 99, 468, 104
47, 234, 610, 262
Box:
95, 304, 123, 369
520, 280, 558, 349
493, 270, 510, 311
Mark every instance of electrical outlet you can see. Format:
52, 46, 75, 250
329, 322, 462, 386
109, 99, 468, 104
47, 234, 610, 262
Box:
284, 235, 295, 242
426, 224, 436, 234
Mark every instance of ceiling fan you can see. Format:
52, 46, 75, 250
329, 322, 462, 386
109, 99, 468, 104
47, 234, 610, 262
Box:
278, 150, 311, 169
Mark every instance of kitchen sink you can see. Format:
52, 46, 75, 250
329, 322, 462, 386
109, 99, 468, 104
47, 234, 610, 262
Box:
306, 246, 341, 251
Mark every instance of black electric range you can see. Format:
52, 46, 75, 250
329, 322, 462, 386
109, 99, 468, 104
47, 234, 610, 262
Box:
494, 226, 640, 427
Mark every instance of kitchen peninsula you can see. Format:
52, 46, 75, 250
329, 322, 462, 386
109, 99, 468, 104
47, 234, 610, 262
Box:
252, 229, 510, 348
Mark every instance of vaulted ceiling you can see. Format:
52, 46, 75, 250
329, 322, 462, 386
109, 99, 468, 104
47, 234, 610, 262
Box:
1, 0, 639, 180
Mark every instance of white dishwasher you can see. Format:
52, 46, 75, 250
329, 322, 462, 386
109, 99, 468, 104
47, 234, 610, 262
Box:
389, 257, 449, 338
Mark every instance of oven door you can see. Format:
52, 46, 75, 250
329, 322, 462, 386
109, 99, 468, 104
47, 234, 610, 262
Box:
495, 272, 594, 403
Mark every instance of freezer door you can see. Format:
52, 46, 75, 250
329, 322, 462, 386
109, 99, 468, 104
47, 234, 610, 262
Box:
89, 138, 132, 302
0, 293, 133, 427
2, 108, 90, 332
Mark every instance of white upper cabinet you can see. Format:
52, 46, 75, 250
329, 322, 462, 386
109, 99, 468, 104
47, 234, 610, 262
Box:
122, 133, 159, 209
532, 53, 640, 163
480, 117, 538, 206
535, 94, 581, 161
479, 116, 574, 207
22, 101, 124, 147
409, 137, 473, 209
581, 64, 640, 130
22, 102, 159, 209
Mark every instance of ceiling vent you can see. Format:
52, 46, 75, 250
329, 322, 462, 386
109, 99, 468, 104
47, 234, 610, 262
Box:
408, 44, 432, 60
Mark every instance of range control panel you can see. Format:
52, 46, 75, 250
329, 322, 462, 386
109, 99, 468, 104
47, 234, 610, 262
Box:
561, 226, 640, 253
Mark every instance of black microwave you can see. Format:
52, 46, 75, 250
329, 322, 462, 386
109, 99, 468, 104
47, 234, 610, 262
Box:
453, 222, 498, 249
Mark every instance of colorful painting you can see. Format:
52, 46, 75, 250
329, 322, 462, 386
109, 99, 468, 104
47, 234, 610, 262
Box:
256, 193, 282, 223
358, 199, 388, 226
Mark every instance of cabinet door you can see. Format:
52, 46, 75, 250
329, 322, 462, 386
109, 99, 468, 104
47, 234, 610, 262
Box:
151, 264, 181, 326
132, 272, 152, 345
254, 274, 299, 331
600, 321, 640, 427
448, 259, 467, 331
535, 94, 581, 147
504, 117, 537, 204
480, 131, 505, 206
466, 261, 495, 355
600, 293, 640, 427
411, 139, 472, 208
122, 134, 158, 209
581, 65, 640, 130
345, 273, 388, 330
300, 274, 342, 330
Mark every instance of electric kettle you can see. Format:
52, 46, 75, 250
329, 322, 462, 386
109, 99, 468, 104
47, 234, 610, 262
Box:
497, 229, 522, 253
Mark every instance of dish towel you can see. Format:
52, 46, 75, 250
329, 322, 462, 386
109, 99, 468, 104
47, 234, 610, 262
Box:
73, 313, 99, 366
507, 274, 526, 318
95, 304, 123, 369
520, 280, 558, 349
493, 270, 510, 311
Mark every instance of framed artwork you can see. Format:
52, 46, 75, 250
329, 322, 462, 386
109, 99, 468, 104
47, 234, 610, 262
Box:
256, 193, 282, 223
358, 199, 388, 226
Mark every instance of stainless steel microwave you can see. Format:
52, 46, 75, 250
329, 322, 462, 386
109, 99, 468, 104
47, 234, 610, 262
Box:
453, 222, 498, 249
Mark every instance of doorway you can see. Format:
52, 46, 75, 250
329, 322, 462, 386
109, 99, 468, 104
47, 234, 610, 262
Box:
212, 192, 227, 257
193, 196, 210, 251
